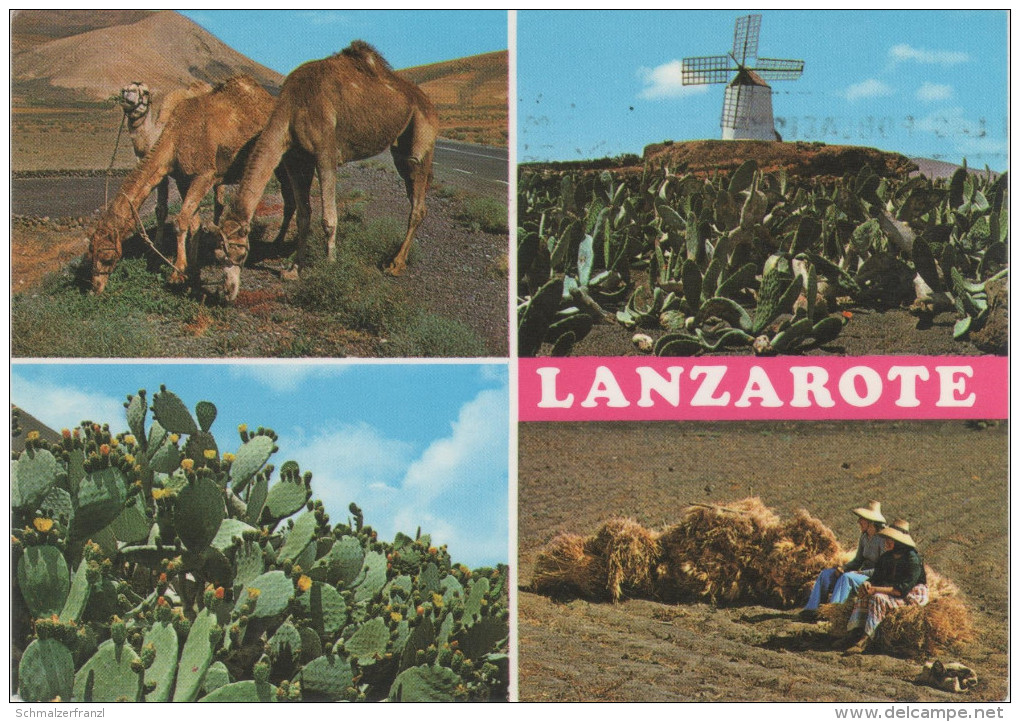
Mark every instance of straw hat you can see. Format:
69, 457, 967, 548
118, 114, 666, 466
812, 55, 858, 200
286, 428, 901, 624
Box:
851, 500, 886, 524
879, 519, 916, 548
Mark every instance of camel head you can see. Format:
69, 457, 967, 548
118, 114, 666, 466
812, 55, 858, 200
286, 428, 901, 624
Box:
118, 82, 151, 119
212, 217, 250, 301
86, 222, 123, 294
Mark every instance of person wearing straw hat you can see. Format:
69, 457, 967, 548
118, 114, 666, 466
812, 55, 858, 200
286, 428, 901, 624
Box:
799, 500, 886, 621
842, 518, 929, 654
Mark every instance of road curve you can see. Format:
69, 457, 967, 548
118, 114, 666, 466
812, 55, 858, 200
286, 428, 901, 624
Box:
11, 139, 509, 219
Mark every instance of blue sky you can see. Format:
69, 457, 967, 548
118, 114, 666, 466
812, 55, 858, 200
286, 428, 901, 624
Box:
179, 10, 507, 74
11, 363, 509, 568
518, 10, 1008, 169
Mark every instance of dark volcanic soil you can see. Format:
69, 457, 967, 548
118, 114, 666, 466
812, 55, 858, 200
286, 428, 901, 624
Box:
517, 421, 1008, 702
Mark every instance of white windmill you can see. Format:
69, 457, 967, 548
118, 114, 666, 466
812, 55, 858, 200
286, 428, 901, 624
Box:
682, 14, 804, 141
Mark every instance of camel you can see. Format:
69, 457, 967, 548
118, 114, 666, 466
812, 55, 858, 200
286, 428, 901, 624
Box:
88, 75, 296, 294
213, 40, 438, 301
117, 80, 214, 239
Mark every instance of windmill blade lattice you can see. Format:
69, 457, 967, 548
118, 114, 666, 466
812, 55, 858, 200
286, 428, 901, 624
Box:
681, 55, 735, 85
731, 13, 761, 64
756, 57, 805, 81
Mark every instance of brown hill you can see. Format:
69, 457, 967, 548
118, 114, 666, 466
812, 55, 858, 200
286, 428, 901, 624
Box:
10, 10, 154, 53
11, 10, 284, 106
643, 140, 917, 181
400, 50, 508, 147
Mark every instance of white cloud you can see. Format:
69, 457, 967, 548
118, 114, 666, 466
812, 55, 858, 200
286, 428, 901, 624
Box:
889, 44, 970, 66
227, 364, 350, 394
637, 61, 711, 100
282, 421, 414, 514
916, 82, 953, 102
11, 375, 125, 433
843, 78, 895, 102
273, 387, 508, 567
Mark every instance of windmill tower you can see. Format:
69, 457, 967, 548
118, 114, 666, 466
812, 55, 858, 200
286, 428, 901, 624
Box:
682, 14, 803, 141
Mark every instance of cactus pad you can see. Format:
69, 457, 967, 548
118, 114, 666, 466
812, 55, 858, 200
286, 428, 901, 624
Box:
198, 680, 275, 702
229, 435, 275, 492
73, 640, 141, 702
278, 510, 317, 563
344, 617, 389, 665
174, 477, 225, 552
235, 571, 294, 618
232, 541, 265, 591
172, 608, 217, 702
125, 393, 148, 445
194, 401, 217, 434
298, 581, 347, 637
143, 621, 179, 702
389, 665, 461, 701
300, 655, 354, 701
59, 560, 92, 623
19, 638, 74, 702
151, 389, 198, 436
353, 551, 388, 603
17, 544, 70, 618
12, 447, 59, 511
74, 467, 128, 538
210, 518, 257, 553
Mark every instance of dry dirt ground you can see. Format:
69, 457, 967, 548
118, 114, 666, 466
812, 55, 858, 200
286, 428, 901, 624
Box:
517, 421, 1008, 702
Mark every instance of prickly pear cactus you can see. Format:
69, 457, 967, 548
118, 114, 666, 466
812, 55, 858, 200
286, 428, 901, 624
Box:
11, 384, 509, 703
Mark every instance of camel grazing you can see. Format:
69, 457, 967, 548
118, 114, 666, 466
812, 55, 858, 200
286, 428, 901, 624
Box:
213, 40, 438, 301
88, 75, 296, 294
117, 80, 214, 238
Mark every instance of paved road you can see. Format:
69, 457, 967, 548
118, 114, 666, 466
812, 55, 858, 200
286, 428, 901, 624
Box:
11, 139, 508, 218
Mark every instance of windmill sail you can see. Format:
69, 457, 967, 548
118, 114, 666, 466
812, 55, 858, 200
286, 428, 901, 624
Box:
681, 13, 804, 141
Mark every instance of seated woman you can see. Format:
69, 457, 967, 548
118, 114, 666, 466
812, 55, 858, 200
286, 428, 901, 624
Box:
800, 500, 886, 620
842, 518, 929, 654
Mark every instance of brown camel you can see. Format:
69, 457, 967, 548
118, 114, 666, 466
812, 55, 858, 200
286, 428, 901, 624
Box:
117, 80, 215, 239
213, 41, 438, 301
88, 75, 296, 294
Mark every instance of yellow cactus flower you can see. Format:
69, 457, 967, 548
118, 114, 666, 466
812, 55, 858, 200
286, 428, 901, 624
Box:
124, 454, 135, 465
203, 449, 217, 460
26, 430, 40, 442
169, 434, 180, 444
248, 588, 261, 599
238, 424, 248, 433
431, 592, 444, 608
180, 459, 195, 472
33, 518, 54, 533
222, 453, 236, 463
297, 575, 312, 592
390, 612, 403, 623
110, 438, 119, 448
124, 435, 136, 446
151, 488, 172, 501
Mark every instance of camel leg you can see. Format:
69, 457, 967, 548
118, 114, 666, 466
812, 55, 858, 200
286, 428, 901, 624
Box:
387, 119, 435, 276
155, 176, 170, 247
270, 164, 296, 246
315, 145, 340, 263
170, 171, 217, 288
280, 155, 315, 281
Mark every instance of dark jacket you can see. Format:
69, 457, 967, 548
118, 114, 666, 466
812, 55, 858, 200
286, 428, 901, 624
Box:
869, 546, 926, 597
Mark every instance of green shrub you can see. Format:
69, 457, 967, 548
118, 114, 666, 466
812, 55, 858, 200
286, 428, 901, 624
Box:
456, 197, 507, 234
384, 313, 487, 358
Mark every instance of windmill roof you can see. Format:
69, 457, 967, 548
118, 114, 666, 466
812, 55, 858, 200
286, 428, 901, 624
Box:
729, 68, 771, 88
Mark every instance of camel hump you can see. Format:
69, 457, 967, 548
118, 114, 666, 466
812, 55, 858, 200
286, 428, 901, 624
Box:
339, 40, 393, 76
214, 74, 262, 95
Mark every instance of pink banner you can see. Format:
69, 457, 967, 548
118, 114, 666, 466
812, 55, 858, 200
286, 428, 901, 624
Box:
519, 356, 1008, 421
